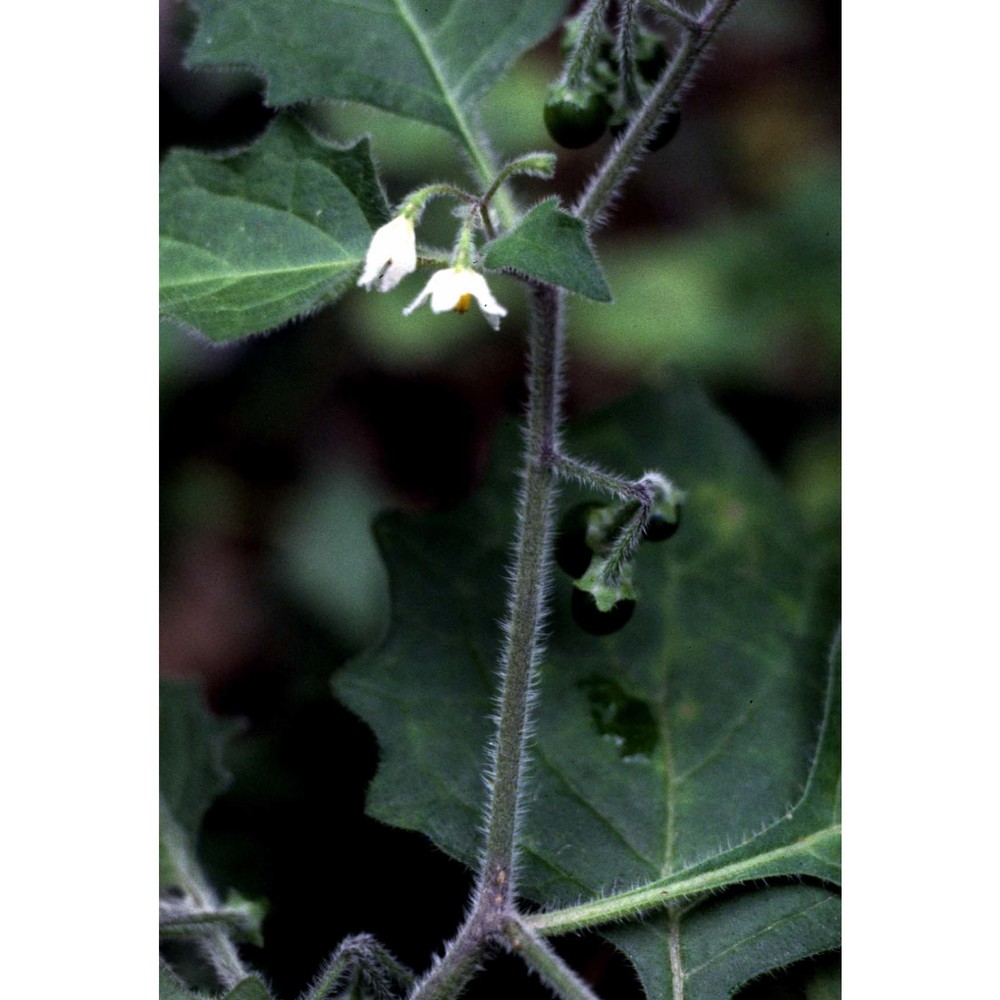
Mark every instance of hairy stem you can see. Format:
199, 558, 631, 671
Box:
481, 152, 556, 212
480, 281, 563, 892
300, 934, 413, 1000
554, 454, 651, 502
408, 914, 491, 1000
617, 0, 642, 111
160, 800, 250, 989
576, 0, 744, 225
646, 0, 701, 33
410, 14, 745, 998
562, 0, 612, 91
504, 917, 604, 1000
409, 283, 565, 1000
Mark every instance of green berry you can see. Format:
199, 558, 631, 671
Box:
544, 90, 610, 149
571, 587, 636, 636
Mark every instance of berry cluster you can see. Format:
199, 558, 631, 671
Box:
544, 14, 682, 151
554, 497, 682, 636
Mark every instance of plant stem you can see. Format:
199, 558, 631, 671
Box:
407, 916, 491, 1000
576, 0, 744, 225
409, 282, 566, 1000
480, 281, 563, 893
562, 0, 612, 91
554, 454, 650, 502
409, 13, 746, 997
481, 153, 556, 213
160, 800, 251, 989
504, 916, 604, 1000
299, 934, 413, 1000
401, 183, 477, 221
158, 905, 253, 939
646, 0, 701, 33
617, 0, 642, 111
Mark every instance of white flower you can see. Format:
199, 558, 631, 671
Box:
357, 215, 417, 293
403, 267, 507, 330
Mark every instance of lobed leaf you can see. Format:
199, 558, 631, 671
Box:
334, 378, 841, 997
483, 197, 612, 301
160, 116, 389, 343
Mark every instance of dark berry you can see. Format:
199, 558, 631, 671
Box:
644, 507, 681, 542
649, 108, 681, 150
635, 38, 669, 83
555, 503, 601, 579
544, 91, 610, 149
610, 108, 681, 151
571, 587, 636, 636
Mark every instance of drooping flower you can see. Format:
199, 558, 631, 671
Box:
403, 267, 507, 330
357, 215, 417, 293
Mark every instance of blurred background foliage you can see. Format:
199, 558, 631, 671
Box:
160, 1, 839, 996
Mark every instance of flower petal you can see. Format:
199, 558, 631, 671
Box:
402, 267, 506, 329
427, 269, 470, 313
403, 268, 450, 316
466, 272, 507, 329
357, 216, 416, 292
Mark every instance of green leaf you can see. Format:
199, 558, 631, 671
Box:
159, 679, 239, 890
221, 978, 273, 1000
483, 198, 612, 301
184, 1, 566, 152
160, 116, 390, 343
158, 965, 273, 1000
160, 962, 209, 1000
805, 958, 842, 1000
334, 379, 840, 997
605, 883, 840, 1000
161, 681, 237, 842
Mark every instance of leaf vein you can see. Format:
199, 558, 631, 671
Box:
532, 744, 658, 873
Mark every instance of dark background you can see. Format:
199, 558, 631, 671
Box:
160, 1, 840, 996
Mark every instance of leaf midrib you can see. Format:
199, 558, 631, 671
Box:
388, 0, 520, 227
161, 258, 352, 291
391, 0, 486, 177
159, 236, 356, 290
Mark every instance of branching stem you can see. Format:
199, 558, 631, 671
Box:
299, 934, 413, 1000
160, 800, 251, 989
409, 6, 747, 997
576, 0, 743, 225
408, 282, 566, 1000
645, 0, 701, 33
